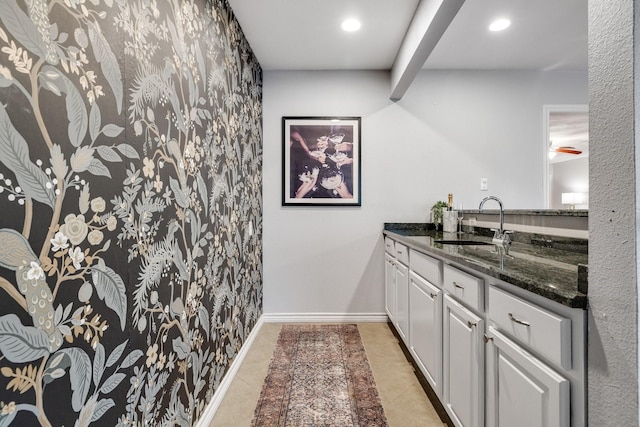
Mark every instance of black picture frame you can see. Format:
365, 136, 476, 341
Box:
282, 116, 361, 206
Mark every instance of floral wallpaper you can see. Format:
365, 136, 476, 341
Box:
0, 0, 263, 426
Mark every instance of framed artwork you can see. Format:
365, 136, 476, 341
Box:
282, 116, 361, 206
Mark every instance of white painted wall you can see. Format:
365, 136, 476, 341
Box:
262, 69, 587, 315
588, 0, 639, 423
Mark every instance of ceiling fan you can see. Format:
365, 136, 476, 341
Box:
549, 146, 582, 155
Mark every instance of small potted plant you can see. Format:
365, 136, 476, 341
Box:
431, 201, 448, 231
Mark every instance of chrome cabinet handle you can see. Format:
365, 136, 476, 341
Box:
508, 313, 530, 327
467, 321, 476, 328
453, 281, 464, 290
483, 334, 493, 343
429, 292, 437, 299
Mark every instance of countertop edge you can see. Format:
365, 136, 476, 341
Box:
383, 229, 587, 309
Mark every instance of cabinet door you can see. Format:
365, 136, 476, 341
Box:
409, 271, 442, 396
443, 294, 484, 427
395, 261, 409, 343
485, 326, 570, 427
384, 254, 396, 322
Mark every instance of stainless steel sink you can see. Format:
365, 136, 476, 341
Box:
434, 239, 493, 246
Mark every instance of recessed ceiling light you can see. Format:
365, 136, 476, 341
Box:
341, 18, 361, 32
489, 18, 511, 32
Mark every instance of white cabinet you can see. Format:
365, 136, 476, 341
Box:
485, 326, 570, 427
384, 239, 409, 344
395, 261, 409, 343
384, 253, 396, 322
382, 233, 585, 427
443, 294, 484, 427
409, 271, 442, 396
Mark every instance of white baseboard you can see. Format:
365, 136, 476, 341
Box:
194, 315, 265, 427
262, 312, 389, 323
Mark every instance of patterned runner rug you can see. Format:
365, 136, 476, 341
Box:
251, 324, 389, 427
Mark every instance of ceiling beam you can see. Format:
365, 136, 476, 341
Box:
390, 0, 465, 100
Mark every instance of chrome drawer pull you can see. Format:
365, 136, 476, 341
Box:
467, 321, 477, 328
508, 313, 530, 327
453, 281, 464, 289
429, 293, 437, 299
483, 334, 493, 343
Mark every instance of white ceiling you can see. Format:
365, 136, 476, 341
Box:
227, 0, 420, 70
227, 0, 587, 72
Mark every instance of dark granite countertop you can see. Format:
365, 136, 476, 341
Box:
466, 209, 588, 217
384, 223, 588, 309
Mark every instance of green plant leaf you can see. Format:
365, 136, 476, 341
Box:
0, 314, 50, 363
105, 339, 127, 368
89, 102, 101, 143
173, 245, 188, 281
99, 373, 125, 394
119, 349, 143, 370
62, 78, 88, 147
42, 65, 88, 148
93, 343, 104, 387
196, 171, 208, 215
90, 398, 115, 423
0, 0, 47, 59
198, 305, 209, 339
170, 177, 189, 209
91, 265, 126, 330
101, 124, 123, 138
88, 22, 122, 114
95, 146, 122, 163
57, 347, 91, 412
87, 158, 112, 178
0, 104, 55, 209
115, 143, 139, 159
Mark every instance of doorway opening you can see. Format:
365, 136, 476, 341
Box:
543, 105, 589, 209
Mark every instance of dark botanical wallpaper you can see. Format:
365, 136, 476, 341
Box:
0, 0, 263, 425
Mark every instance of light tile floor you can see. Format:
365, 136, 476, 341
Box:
211, 323, 446, 427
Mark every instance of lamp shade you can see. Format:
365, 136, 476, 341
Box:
561, 192, 587, 205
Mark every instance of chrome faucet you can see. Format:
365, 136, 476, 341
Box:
478, 196, 512, 245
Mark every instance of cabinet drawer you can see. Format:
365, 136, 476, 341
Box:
394, 242, 409, 265
443, 264, 484, 312
384, 237, 395, 254
489, 286, 572, 369
410, 250, 441, 286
